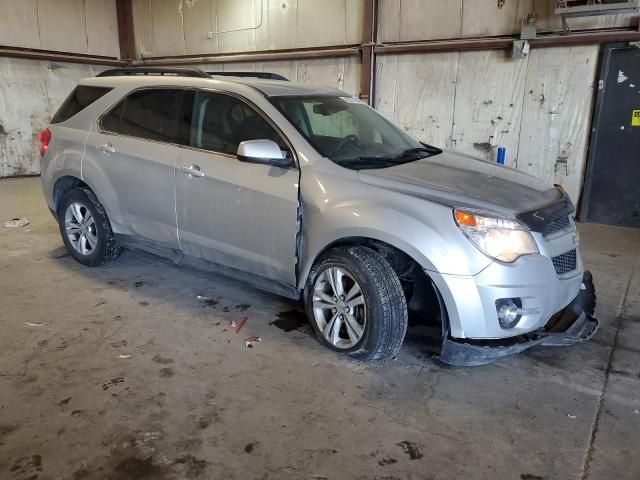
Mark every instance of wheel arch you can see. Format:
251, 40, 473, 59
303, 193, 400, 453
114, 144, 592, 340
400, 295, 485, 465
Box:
299, 234, 449, 334
52, 175, 90, 215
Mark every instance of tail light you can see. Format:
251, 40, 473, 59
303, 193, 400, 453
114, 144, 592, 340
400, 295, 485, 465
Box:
38, 128, 51, 157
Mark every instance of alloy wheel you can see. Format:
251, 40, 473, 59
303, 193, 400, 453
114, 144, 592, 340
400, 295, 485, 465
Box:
312, 267, 366, 349
64, 202, 98, 256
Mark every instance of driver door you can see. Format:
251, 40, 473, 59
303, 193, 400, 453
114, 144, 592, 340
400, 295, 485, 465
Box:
175, 90, 300, 285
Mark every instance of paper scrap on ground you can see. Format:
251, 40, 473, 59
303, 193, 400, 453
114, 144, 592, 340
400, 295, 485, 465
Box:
118, 354, 132, 359
245, 336, 262, 348
25, 321, 47, 327
4, 218, 30, 228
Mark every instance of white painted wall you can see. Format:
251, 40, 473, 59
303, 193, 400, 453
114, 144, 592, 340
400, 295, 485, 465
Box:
0, 0, 119, 57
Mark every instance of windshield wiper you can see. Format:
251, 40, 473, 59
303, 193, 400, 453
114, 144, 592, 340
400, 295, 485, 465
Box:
393, 147, 439, 161
339, 157, 395, 169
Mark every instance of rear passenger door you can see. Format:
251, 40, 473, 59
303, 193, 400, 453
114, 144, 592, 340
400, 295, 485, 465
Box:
83, 88, 190, 249
175, 90, 300, 285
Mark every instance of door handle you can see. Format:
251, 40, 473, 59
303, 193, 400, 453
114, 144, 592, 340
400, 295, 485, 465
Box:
180, 164, 205, 178
98, 143, 115, 154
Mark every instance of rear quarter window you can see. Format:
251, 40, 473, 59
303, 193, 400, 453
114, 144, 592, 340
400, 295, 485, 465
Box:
51, 86, 112, 124
100, 88, 190, 145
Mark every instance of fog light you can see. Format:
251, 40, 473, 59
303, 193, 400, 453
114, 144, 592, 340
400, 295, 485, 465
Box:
496, 298, 522, 329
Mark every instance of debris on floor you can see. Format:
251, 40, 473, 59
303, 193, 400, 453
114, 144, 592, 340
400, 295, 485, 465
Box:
245, 336, 262, 348
198, 295, 219, 308
4, 217, 29, 228
118, 354, 132, 359
25, 321, 47, 327
235, 317, 248, 334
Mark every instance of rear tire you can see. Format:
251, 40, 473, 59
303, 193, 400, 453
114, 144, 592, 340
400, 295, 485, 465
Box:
304, 246, 408, 363
57, 188, 121, 266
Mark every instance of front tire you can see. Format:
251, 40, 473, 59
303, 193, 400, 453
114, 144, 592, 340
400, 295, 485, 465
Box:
304, 246, 408, 363
57, 188, 121, 266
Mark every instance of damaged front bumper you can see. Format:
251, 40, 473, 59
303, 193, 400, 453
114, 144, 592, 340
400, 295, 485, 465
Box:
439, 271, 598, 367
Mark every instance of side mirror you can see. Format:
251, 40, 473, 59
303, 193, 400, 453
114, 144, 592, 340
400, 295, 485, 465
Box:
237, 139, 291, 168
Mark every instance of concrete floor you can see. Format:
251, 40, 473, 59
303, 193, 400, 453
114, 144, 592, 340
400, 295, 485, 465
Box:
1, 177, 639, 480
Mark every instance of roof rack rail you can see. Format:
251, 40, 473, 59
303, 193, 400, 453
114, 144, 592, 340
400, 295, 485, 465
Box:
207, 71, 288, 81
97, 67, 211, 78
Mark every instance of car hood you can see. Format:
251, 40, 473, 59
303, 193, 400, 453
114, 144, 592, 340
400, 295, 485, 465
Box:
357, 150, 563, 217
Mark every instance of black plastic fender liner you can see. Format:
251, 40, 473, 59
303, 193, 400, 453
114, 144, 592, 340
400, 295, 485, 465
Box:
438, 271, 598, 367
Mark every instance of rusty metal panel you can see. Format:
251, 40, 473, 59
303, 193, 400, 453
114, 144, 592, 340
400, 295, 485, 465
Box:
517, 45, 598, 203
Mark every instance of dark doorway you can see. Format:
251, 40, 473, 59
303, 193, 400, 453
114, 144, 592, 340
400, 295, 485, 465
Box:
581, 43, 640, 228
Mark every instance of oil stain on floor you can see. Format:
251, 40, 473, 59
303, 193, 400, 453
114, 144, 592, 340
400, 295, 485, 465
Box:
270, 309, 311, 334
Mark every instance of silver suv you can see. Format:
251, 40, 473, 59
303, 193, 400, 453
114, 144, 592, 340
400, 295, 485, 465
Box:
40, 68, 597, 365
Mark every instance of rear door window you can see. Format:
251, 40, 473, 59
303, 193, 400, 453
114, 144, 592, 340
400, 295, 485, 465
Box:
101, 89, 189, 145
51, 86, 112, 124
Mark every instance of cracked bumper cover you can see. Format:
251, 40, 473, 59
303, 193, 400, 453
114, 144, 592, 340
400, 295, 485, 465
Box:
439, 271, 598, 367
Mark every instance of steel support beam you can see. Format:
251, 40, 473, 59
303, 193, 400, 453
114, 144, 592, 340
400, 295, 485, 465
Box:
116, 0, 135, 60
135, 45, 360, 66
0, 45, 125, 66
375, 29, 640, 55
359, 0, 378, 105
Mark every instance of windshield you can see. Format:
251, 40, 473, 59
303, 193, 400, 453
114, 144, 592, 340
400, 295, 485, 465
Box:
269, 95, 441, 170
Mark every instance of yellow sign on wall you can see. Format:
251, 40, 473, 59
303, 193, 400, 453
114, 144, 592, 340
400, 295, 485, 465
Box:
633, 110, 640, 127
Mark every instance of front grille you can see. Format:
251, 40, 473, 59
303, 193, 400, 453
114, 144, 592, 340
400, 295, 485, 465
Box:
544, 216, 571, 237
552, 249, 577, 275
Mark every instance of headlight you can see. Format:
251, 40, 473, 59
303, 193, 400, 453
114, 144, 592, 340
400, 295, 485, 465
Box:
454, 209, 538, 263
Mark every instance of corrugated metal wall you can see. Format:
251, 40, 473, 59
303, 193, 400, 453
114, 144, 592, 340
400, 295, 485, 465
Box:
132, 0, 364, 56
0, 0, 638, 201
0, 0, 119, 56
0, 0, 119, 177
